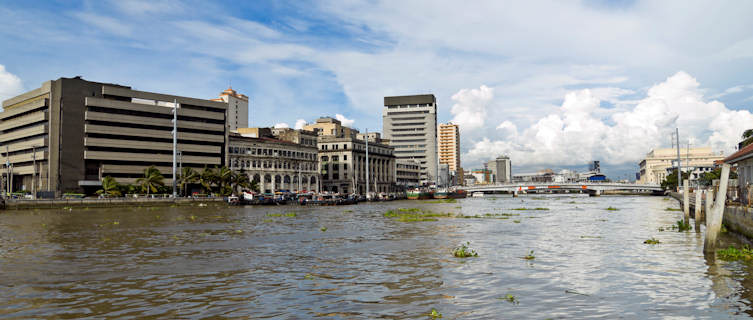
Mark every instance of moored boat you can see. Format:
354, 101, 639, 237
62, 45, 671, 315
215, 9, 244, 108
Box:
449, 189, 467, 199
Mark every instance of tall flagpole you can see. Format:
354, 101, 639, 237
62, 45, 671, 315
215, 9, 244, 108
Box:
172, 99, 178, 198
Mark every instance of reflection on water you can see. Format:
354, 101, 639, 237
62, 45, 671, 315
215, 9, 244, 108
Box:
1, 195, 753, 318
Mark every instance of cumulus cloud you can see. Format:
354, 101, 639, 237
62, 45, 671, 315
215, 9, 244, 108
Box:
273, 122, 289, 129
463, 72, 753, 170
0, 65, 23, 105
450, 85, 493, 131
294, 119, 307, 130
335, 114, 354, 127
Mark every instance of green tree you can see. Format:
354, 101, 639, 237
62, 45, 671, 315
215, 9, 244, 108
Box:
740, 129, 753, 148
179, 167, 199, 197
661, 170, 690, 190
231, 171, 251, 195
96, 176, 122, 197
216, 166, 233, 194
698, 167, 738, 187
199, 166, 217, 194
136, 166, 165, 196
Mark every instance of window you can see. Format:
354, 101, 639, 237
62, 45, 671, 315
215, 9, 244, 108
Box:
332, 156, 339, 162
343, 144, 348, 149
343, 155, 347, 161
334, 144, 339, 150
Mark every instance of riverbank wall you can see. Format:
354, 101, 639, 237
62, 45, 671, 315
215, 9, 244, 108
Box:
671, 192, 753, 239
1, 197, 226, 210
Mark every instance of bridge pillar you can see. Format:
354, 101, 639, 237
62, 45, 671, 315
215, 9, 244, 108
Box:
513, 190, 518, 197
694, 190, 702, 233
587, 189, 601, 197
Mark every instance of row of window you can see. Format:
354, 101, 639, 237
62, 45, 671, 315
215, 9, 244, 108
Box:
230, 158, 316, 171
229, 146, 316, 160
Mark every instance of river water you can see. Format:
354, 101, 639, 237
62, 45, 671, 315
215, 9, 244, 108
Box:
1, 195, 753, 319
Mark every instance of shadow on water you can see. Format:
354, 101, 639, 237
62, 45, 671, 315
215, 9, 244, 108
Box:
3, 196, 753, 318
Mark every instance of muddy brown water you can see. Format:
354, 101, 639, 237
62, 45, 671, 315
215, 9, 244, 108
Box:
1, 195, 753, 319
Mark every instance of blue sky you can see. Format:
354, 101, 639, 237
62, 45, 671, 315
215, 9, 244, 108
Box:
2, 0, 753, 178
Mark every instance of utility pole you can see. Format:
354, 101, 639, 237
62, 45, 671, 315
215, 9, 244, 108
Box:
365, 128, 370, 199
675, 128, 682, 192
3, 145, 7, 200
172, 99, 178, 198
32, 145, 36, 200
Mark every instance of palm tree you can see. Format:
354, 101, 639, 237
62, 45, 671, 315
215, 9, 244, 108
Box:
136, 166, 164, 196
199, 166, 216, 194
231, 171, 251, 194
179, 167, 199, 197
96, 176, 122, 197
217, 166, 233, 192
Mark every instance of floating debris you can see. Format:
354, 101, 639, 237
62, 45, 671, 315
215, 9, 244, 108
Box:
498, 294, 519, 304
643, 238, 660, 245
452, 242, 478, 258
606, 207, 619, 211
429, 308, 442, 318
565, 289, 589, 296
523, 250, 535, 260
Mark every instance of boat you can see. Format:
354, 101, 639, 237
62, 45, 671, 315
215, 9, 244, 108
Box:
407, 189, 433, 200
433, 188, 449, 199
449, 189, 467, 199
472, 192, 484, 198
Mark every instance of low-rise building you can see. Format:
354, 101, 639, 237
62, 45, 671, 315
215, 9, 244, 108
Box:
0, 76, 227, 196
638, 147, 724, 184
318, 133, 396, 194
228, 131, 319, 193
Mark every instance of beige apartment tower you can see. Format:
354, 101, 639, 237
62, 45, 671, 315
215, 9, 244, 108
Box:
0, 76, 227, 197
213, 87, 249, 131
382, 94, 438, 185
438, 122, 460, 174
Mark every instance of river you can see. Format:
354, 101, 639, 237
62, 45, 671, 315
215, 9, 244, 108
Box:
1, 195, 753, 319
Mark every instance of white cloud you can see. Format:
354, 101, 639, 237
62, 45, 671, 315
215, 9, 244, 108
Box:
273, 122, 289, 129
72, 12, 132, 37
463, 72, 753, 170
294, 119, 307, 130
0, 65, 23, 105
450, 85, 493, 131
335, 114, 354, 127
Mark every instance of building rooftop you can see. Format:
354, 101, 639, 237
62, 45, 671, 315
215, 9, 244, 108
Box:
724, 143, 753, 163
384, 94, 436, 106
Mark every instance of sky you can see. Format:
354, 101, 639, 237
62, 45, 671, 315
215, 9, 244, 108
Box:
1, 0, 753, 179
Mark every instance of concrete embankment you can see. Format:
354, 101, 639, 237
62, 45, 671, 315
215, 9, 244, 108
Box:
671, 191, 753, 239
2, 197, 226, 210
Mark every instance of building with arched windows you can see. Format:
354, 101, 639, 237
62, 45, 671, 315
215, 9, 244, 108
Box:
228, 131, 319, 193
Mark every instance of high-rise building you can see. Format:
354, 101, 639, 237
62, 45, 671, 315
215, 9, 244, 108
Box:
637, 147, 724, 184
213, 87, 248, 131
493, 155, 512, 183
438, 122, 460, 175
382, 94, 438, 185
0, 76, 227, 196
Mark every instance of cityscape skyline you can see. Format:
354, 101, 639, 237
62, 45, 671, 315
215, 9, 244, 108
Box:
1, 1, 753, 178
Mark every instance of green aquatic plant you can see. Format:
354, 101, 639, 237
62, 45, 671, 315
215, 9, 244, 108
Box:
665, 207, 682, 211
658, 227, 665, 232
512, 207, 549, 211
284, 212, 297, 217
429, 308, 442, 318
606, 207, 619, 211
580, 235, 602, 239
320, 227, 327, 232
452, 242, 478, 258
384, 209, 441, 222
425, 199, 457, 203
523, 250, 535, 260
498, 294, 519, 305
303, 273, 316, 280
676, 220, 692, 232
513, 220, 521, 223
343, 210, 353, 213
717, 245, 753, 261
643, 237, 660, 245
266, 213, 282, 217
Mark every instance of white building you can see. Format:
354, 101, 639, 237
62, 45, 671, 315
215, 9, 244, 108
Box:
213, 87, 249, 131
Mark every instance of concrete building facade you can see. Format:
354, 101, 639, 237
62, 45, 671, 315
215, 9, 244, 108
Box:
382, 94, 438, 185
228, 132, 319, 193
213, 87, 249, 131
493, 155, 512, 183
396, 160, 421, 188
0, 77, 227, 196
318, 134, 396, 194
438, 122, 460, 175
638, 147, 724, 184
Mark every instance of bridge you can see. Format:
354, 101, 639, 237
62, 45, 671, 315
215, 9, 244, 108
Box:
464, 182, 665, 196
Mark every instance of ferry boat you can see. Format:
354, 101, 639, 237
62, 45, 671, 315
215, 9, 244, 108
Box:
472, 192, 484, 198
433, 188, 449, 199
407, 189, 433, 200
